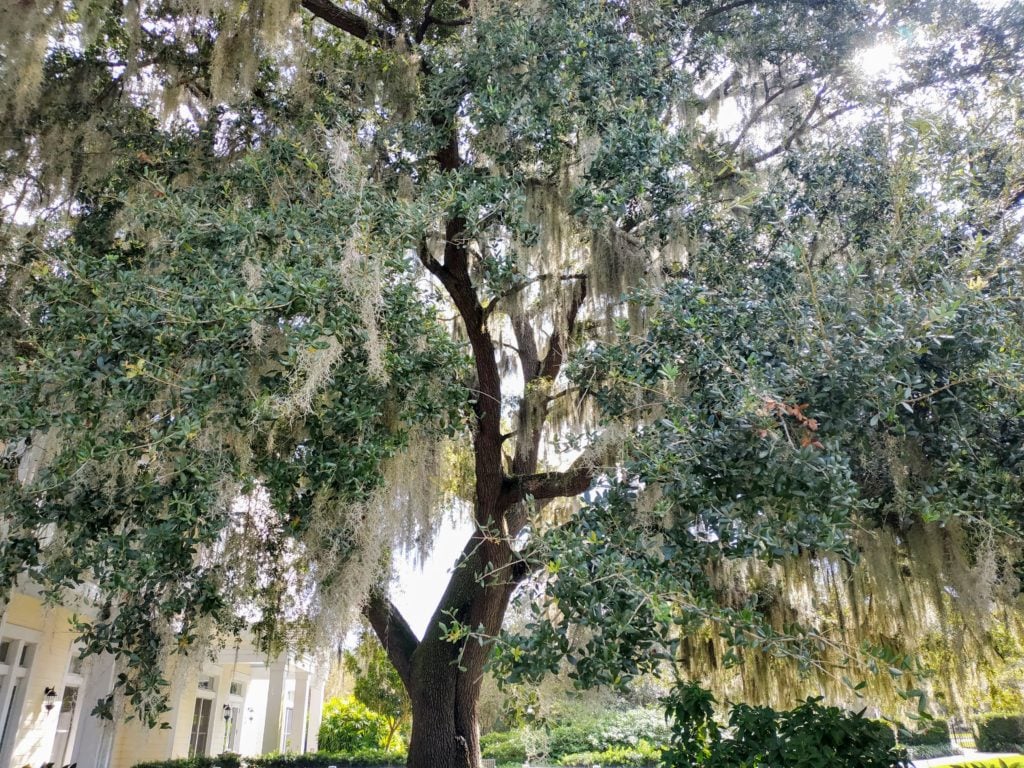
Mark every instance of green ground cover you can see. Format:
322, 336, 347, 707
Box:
926, 757, 1024, 768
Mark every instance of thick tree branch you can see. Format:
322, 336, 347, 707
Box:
301, 0, 395, 44
424, 225, 505, 517
516, 462, 596, 502
364, 591, 418, 690
539, 279, 587, 382
502, 442, 612, 534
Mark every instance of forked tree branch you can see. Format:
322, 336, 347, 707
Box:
363, 590, 419, 690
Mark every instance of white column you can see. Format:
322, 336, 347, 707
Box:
67, 653, 116, 768
291, 668, 309, 753
304, 675, 325, 753
261, 658, 288, 755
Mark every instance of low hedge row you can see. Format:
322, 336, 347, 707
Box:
132, 750, 405, 768
977, 714, 1024, 752
556, 742, 662, 767
906, 744, 962, 761
133, 757, 242, 768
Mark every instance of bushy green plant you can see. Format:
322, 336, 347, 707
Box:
317, 697, 391, 753
480, 729, 527, 762
977, 714, 1024, 752
132, 756, 242, 768
556, 741, 661, 767
548, 722, 600, 756
662, 682, 909, 768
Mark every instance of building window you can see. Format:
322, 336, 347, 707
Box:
229, 681, 244, 697
188, 697, 213, 757
282, 707, 293, 752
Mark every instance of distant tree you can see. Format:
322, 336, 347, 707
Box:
345, 630, 412, 750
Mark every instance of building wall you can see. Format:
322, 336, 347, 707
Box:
2, 589, 326, 768
1, 591, 83, 768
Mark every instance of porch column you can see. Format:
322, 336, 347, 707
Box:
260, 657, 288, 754
291, 667, 309, 753
67, 653, 116, 768
304, 675, 326, 752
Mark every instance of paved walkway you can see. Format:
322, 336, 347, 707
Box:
913, 752, 1023, 767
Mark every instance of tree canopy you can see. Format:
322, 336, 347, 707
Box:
2, 1, 1024, 766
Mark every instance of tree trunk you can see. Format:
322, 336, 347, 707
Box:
406, 666, 481, 768
366, 528, 520, 768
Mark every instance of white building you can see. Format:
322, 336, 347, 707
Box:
0, 583, 326, 768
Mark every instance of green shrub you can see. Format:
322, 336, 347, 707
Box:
977, 714, 1024, 752
556, 741, 661, 767
132, 756, 242, 768
480, 729, 527, 762
318, 697, 391, 753
662, 682, 909, 768
548, 722, 599, 757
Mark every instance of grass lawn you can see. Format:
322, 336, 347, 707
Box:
925, 757, 1024, 768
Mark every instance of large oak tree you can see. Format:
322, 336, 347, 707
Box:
2, 2, 1024, 767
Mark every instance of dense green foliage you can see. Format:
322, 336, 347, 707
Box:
662, 682, 909, 768
500, 112, 1024, 707
978, 714, 1024, 753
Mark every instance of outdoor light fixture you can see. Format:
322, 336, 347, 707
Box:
223, 704, 232, 722
43, 686, 58, 712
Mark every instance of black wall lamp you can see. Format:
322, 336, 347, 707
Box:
43, 686, 58, 712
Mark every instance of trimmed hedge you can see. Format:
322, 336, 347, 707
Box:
133, 757, 242, 768
907, 744, 962, 761
132, 751, 404, 768
977, 714, 1024, 752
